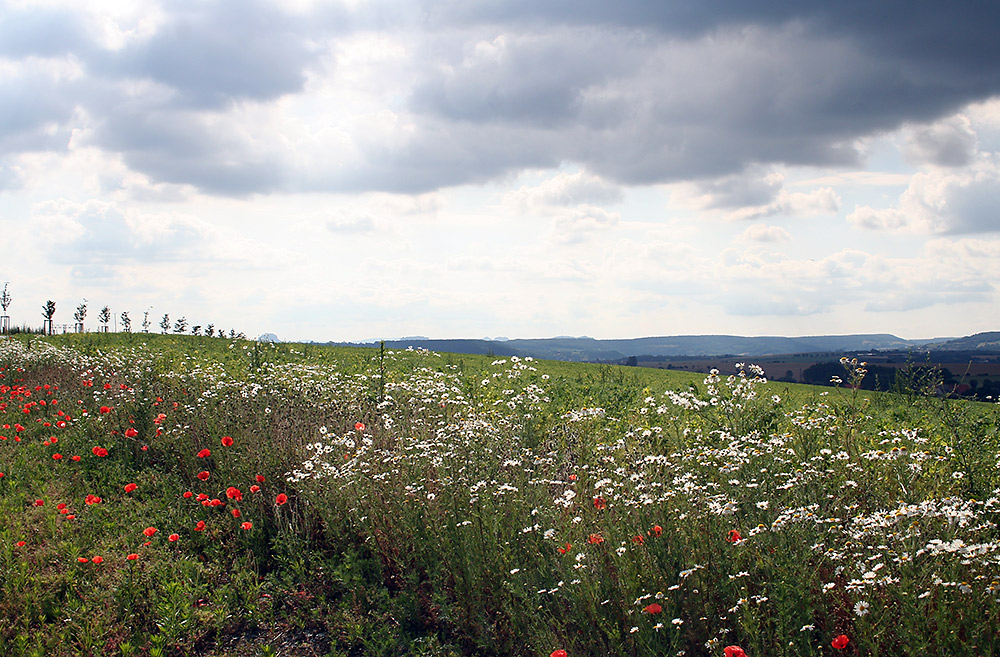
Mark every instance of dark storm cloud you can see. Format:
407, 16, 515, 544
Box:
2, 1, 1000, 195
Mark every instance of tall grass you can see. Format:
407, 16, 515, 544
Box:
1, 334, 998, 656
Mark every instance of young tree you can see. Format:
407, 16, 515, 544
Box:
73, 299, 88, 333
173, 316, 188, 334
1, 282, 11, 334
98, 306, 111, 332
121, 311, 132, 333
159, 314, 170, 334
205, 323, 215, 337
41, 300, 56, 335
142, 309, 152, 332
191, 325, 202, 336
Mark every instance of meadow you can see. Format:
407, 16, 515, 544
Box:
1, 333, 998, 656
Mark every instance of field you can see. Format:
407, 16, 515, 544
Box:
1, 334, 999, 656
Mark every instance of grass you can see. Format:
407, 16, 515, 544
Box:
1, 333, 998, 656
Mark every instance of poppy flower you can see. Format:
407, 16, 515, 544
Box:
196, 493, 209, 501
651, 525, 663, 537
225, 487, 242, 501
255, 474, 265, 483
593, 497, 607, 510
126, 553, 139, 561
551, 651, 568, 657
275, 493, 288, 506
194, 521, 206, 531
557, 542, 573, 554
33, 499, 44, 507
354, 422, 365, 431
92, 446, 108, 457
231, 508, 241, 518
52, 453, 62, 460
15, 541, 25, 547
644, 603, 662, 614
99, 406, 111, 414
124, 483, 138, 493
183, 491, 193, 498
142, 527, 157, 538
124, 428, 138, 438
71, 455, 81, 461
85, 494, 102, 505
586, 533, 604, 545
727, 530, 743, 543
249, 485, 260, 494
78, 557, 89, 563
197, 471, 210, 481
197, 448, 211, 458
724, 647, 747, 657
240, 521, 252, 530
221, 435, 233, 446
168, 533, 180, 542
632, 535, 644, 544
91, 556, 103, 564
832, 635, 849, 650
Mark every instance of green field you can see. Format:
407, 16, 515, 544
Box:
1, 334, 998, 656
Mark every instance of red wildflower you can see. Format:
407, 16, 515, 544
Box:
593, 496, 607, 510
124, 483, 138, 493
231, 508, 241, 518
99, 406, 111, 414
125, 428, 138, 438
256, 474, 265, 483
168, 533, 179, 542
354, 422, 365, 431
249, 485, 260, 493
225, 486, 242, 501
550, 651, 568, 657
632, 535, 644, 544
16, 540, 25, 547
275, 493, 288, 506
643, 603, 662, 614
568, 474, 577, 481
183, 491, 193, 498
33, 499, 44, 507
210, 499, 223, 507
832, 635, 849, 650
78, 557, 89, 563
91, 556, 103, 564
126, 553, 139, 561
240, 521, 252, 530
71, 455, 81, 461
92, 446, 108, 457
197, 448, 211, 458
194, 521, 206, 531
724, 647, 747, 657
197, 471, 210, 481
52, 453, 62, 460
221, 435, 233, 446
196, 493, 209, 501
142, 527, 157, 538
557, 542, 573, 554
586, 533, 604, 545
651, 525, 663, 537
85, 494, 102, 505
727, 530, 743, 543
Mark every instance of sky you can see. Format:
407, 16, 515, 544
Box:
2, 0, 1000, 342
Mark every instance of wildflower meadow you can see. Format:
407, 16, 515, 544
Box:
1, 333, 998, 656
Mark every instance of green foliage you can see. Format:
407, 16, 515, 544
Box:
0, 334, 997, 656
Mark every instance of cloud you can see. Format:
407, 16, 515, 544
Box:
2, 2, 1000, 195
848, 163, 1000, 234
905, 115, 979, 167
675, 171, 840, 221
505, 171, 623, 211
739, 224, 792, 243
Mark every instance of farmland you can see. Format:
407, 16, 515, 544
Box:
1, 334, 999, 656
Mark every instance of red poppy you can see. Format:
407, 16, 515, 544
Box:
226, 487, 242, 501
550, 651, 568, 657
724, 647, 747, 657
78, 557, 89, 563
593, 497, 607, 510
557, 542, 573, 554
99, 406, 111, 414
221, 435, 233, 446
126, 553, 139, 561
194, 521, 206, 531
197, 448, 211, 458
168, 533, 180, 542
33, 499, 44, 507
92, 446, 108, 457
255, 474, 265, 483
197, 471, 210, 481
354, 422, 365, 431
143, 527, 157, 537
15, 541, 25, 547
632, 535, 644, 544
643, 603, 662, 614
249, 485, 260, 494
651, 525, 663, 537
71, 455, 81, 461
125, 428, 138, 438
91, 555, 103, 564
52, 453, 62, 460
124, 483, 138, 493
586, 533, 604, 545
568, 474, 577, 481
832, 635, 849, 650
727, 529, 743, 543
183, 491, 193, 498
231, 508, 241, 518
275, 493, 288, 506
85, 494, 102, 505
240, 521, 252, 530
196, 493, 209, 501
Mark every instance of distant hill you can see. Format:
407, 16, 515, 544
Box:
329, 332, 999, 363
